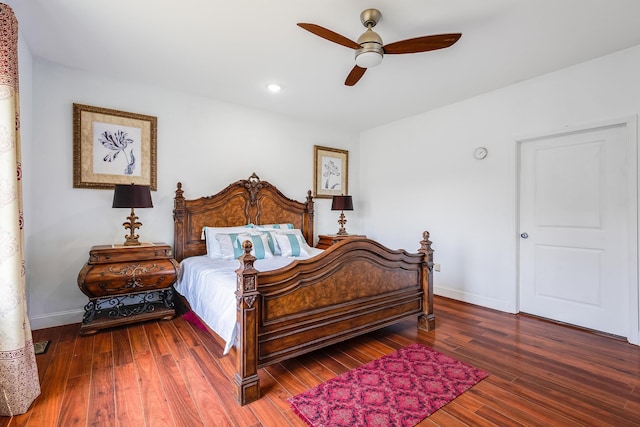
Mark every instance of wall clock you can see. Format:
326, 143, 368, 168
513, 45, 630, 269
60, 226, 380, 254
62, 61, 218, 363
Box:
473, 147, 488, 160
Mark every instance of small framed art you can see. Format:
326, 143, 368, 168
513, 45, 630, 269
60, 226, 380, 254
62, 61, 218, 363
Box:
73, 103, 157, 190
314, 145, 348, 198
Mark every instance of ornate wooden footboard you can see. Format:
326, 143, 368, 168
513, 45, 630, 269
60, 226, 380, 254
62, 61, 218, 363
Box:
173, 174, 435, 405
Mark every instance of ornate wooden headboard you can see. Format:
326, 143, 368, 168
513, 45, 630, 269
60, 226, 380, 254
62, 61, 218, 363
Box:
173, 173, 314, 262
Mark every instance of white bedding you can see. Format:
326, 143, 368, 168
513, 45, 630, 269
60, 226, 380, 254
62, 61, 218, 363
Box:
174, 248, 324, 354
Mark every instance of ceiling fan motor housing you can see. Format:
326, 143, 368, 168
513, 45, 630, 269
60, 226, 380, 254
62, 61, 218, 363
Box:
355, 28, 383, 68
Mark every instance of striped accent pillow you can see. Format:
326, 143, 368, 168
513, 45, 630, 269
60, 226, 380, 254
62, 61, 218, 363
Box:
274, 232, 310, 257
214, 232, 244, 260
204, 226, 253, 259
237, 233, 274, 259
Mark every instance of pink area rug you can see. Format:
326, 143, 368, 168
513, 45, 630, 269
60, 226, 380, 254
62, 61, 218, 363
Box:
183, 310, 209, 333
289, 343, 488, 427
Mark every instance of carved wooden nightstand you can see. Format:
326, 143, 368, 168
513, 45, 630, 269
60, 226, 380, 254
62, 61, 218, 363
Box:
316, 234, 367, 249
77, 242, 179, 335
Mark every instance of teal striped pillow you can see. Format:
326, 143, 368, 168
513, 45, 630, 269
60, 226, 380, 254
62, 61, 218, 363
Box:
215, 232, 244, 260
237, 233, 274, 259
274, 232, 310, 257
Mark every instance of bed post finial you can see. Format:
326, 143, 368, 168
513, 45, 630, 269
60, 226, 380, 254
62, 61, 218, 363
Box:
235, 240, 260, 405
418, 230, 435, 331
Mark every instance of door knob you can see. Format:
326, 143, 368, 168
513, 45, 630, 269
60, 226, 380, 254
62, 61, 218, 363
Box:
520, 233, 528, 239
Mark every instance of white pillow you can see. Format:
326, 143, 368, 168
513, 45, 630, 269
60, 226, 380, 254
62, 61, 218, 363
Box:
203, 226, 252, 259
274, 231, 310, 257
215, 232, 246, 260
277, 229, 313, 251
257, 230, 281, 255
236, 233, 274, 259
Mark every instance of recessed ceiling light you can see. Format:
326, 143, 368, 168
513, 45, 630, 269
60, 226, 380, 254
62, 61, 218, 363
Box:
266, 83, 281, 93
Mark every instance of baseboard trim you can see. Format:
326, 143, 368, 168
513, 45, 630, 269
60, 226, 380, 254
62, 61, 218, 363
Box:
434, 286, 516, 314
29, 309, 83, 331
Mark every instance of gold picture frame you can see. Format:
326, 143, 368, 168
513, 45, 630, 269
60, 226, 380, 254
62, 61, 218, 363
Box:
314, 145, 348, 198
73, 103, 157, 190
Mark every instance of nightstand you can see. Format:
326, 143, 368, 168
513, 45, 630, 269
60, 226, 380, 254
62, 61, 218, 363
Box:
77, 242, 179, 335
316, 234, 367, 249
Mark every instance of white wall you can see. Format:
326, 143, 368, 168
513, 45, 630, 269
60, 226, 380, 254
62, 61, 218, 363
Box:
361, 44, 640, 318
26, 58, 359, 329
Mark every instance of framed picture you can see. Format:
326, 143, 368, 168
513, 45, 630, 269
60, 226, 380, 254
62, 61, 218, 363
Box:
73, 103, 157, 190
314, 145, 348, 198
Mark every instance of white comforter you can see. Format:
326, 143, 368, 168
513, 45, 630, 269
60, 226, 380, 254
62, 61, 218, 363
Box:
174, 249, 324, 354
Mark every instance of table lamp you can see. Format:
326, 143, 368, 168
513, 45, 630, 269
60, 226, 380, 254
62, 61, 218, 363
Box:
112, 183, 153, 245
331, 195, 353, 236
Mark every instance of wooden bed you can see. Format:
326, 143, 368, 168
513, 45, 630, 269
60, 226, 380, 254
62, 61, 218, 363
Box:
173, 173, 435, 405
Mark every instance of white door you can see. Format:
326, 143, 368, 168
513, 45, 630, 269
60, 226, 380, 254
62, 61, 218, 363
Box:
519, 122, 634, 337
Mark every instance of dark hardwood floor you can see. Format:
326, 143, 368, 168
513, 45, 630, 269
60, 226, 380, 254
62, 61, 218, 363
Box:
2, 296, 639, 426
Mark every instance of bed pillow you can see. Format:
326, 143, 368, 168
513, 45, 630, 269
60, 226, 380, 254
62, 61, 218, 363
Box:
214, 232, 245, 260
277, 229, 313, 250
203, 226, 253, 259
255, 230, 281, 255
236, 233, 274, 259
256, 223, 294, 230
274, 231, 310, 257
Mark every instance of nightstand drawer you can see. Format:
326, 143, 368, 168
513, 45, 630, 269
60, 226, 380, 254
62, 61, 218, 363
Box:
78, 258, 179, 297
88, 243, 173, 264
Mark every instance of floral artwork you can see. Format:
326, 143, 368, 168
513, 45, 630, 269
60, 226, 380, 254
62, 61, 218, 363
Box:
92, 122, 141, 177
314, 145, 348, 198
101, 130, 135, 174
321, 157, 342, 191
73, 104, 157, 189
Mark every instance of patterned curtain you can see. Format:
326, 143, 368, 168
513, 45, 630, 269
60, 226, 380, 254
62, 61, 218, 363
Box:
0, 4, 41, 416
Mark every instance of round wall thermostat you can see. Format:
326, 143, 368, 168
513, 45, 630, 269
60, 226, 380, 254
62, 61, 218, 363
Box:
473, 147, 488, 160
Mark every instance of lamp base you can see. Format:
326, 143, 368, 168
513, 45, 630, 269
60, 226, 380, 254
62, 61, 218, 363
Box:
123, 236, 142, 246
336, 211, 349, 236
122, 208, 143, 246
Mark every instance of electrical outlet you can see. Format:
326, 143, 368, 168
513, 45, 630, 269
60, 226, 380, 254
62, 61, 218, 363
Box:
434, 263, 441, 272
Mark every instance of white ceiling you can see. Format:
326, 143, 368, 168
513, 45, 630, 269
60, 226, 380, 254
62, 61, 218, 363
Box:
6, 0, 640, 132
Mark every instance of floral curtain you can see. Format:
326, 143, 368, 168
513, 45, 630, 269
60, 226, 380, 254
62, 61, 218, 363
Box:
0, 4, 41, 416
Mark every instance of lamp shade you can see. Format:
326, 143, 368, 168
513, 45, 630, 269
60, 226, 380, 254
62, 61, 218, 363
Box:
331, 195, 353, 211
112, 184, 153, 208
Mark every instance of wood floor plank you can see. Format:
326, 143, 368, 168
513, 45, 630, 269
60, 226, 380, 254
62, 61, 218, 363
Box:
113, 363, 145, 427
57, 374, 90, 426
178, 353, 234, 427
156, 354, 204, 427
24, 338, 75, 427
111, 328, 133, 367
188, 345, 259, 427
134, 350, 175, 426
172, 315, 204, 349
144, 321, 171, 357
158, 320, 191, 361
92, 330, 112, 355
67, 335, 94, 379
256, 369, 307, 427
87, 351, 115, 426
127, 324, 150, 354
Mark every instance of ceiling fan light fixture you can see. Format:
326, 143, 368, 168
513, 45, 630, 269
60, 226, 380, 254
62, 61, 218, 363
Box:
355, 45, 383, 68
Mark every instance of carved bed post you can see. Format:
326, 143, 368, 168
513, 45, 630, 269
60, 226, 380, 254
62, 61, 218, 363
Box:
418, 231, 436, 331
173, 182, 185, 262
234, 241, 260, 405
304, 190, 314, 247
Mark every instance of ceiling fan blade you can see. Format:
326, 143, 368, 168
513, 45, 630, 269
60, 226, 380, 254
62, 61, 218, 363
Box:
383, 33, 462, 54
297, 23, 360, 50
345, 65, 366, 86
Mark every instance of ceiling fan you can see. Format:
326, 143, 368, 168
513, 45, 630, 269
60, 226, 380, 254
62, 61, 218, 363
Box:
297, 9, 461, 86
